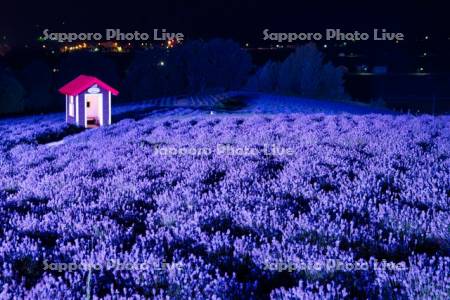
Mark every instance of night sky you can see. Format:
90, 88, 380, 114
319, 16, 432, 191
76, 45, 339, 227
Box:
1, 1, 449, 45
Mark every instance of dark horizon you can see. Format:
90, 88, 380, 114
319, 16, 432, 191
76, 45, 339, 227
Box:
1, 1, 449, 45
1, 0, 450, 115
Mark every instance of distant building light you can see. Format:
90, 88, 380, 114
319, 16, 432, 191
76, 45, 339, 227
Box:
166, 40, 175, 49
323, 44, 328, 48
357, 64, 369, 73
423, 52, 427, 56
424, 35, 429, 40
159, 61, 165, 66
245, 43, 249, 47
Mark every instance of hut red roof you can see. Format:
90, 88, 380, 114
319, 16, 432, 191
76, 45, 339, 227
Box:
58, 75, 119, 96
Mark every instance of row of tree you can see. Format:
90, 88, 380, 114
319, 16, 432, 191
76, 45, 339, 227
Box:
0, 41, 347, 115
124, 39, 252, 100
247, 43, 347, 99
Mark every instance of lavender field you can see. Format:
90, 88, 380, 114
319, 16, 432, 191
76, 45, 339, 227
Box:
0, 104, 449, 299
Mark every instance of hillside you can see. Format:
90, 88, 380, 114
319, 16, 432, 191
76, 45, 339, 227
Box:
0, 96, 449, 299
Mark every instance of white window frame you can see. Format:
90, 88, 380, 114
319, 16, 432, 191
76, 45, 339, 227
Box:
75, 96, 79, 125
98, 94, 103, 126
69, 96, 74, 117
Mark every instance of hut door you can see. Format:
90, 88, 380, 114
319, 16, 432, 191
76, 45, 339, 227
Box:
85, 94, 103, 126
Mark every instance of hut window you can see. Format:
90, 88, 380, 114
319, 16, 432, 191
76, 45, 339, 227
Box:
87, 101, 90, 108
69, 96, 74, 117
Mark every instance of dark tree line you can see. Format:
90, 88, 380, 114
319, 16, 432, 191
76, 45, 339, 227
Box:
247, 43, 348, 99
0, 41, 347, 116
0, 67, 26, 114
124, 39, 252, 100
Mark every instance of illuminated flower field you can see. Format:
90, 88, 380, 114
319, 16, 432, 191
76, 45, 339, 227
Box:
0, 111, 449, 299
